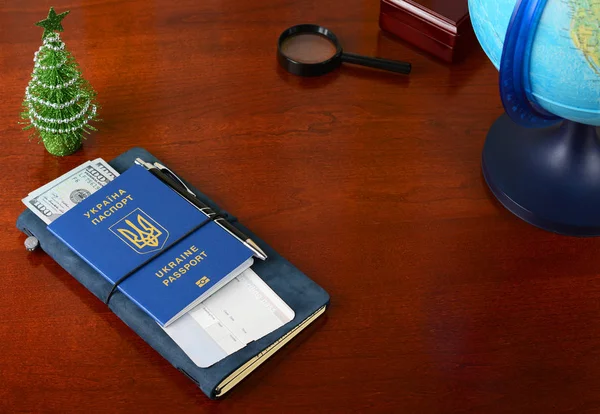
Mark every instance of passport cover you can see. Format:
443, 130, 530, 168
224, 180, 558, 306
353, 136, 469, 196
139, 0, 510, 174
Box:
16, 147, 330, 399
47, 165, 254, 326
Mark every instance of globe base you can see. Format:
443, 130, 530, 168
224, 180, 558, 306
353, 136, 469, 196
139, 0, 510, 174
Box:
482, 114, 600, 236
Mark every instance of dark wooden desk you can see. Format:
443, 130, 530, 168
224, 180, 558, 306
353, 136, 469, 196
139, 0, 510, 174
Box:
2, 1, 600, 412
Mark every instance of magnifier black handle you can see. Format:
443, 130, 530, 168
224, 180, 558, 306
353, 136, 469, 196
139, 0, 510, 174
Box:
341, 52, 411, 75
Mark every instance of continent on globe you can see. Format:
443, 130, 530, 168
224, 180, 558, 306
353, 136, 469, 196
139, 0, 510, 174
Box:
569, 0, 600, 76
469, 0, 600, 126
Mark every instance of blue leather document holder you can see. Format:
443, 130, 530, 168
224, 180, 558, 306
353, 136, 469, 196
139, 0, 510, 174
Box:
16, 147, 330, 399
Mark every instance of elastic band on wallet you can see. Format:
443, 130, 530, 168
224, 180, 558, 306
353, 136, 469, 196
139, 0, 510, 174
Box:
104, 213, 223, 305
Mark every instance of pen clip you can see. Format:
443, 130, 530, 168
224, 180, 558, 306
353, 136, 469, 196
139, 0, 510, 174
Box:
153, 162, 196, 197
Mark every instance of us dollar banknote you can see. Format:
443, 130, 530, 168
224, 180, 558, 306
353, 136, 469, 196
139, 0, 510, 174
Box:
23, 158, 120, 224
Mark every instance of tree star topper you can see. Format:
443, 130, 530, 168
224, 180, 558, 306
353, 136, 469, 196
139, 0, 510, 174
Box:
35, 7, 70, 39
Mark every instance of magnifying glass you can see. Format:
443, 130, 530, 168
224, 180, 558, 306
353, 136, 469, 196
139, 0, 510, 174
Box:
278, 24, 412, 77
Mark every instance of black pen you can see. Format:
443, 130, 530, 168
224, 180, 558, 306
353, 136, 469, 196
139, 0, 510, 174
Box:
134, 158, 268, 261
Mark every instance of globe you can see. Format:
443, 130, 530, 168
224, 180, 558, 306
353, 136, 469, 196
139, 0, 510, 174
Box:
469, 0, 600, 126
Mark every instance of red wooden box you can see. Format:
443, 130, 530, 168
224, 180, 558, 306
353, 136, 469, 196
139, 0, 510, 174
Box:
379, 0, 475, 63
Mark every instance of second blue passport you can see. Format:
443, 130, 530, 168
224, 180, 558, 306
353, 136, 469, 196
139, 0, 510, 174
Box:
48, 165, 254, 326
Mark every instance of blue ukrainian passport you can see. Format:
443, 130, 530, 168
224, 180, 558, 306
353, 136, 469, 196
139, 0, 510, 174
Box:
47, 164, 254, 327
17, 148, 330, 399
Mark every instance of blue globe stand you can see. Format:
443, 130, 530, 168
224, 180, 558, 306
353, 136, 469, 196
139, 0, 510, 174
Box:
481, 0, 600, 236
483, 116, 600, 236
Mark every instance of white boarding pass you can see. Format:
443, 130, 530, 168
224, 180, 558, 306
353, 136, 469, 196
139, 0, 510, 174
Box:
161, 268, 295, 367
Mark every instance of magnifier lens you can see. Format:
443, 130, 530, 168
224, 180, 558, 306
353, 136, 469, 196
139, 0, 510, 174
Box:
280, 33, 337, 64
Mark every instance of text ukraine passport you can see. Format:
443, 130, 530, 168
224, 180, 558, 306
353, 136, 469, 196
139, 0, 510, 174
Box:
47, 164, 254, 326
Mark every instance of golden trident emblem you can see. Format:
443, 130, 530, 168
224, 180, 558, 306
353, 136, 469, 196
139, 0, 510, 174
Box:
117, 214, 163, 249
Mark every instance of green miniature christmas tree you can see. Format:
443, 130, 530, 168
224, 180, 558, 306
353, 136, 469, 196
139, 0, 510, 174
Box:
21, 8, 99, 156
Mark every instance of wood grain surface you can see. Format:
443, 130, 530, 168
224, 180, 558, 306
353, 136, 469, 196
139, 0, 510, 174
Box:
2, 1, 600, 413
